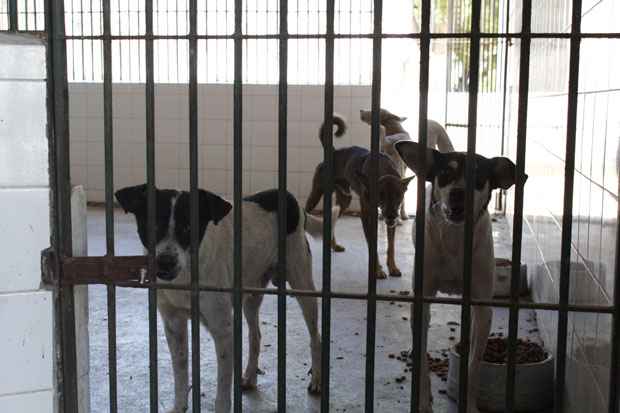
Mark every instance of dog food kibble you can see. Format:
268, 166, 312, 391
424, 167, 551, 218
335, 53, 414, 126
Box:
449, 328, 456, 332
455, 338, 548, 364
438, 389, 447, 395
447, 321, 460, 326
398, 290, 410, 296
402, 316, 408, 321
388, 353, 396, 359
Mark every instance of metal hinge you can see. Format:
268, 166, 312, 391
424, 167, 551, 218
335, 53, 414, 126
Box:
41, 247, 152, 287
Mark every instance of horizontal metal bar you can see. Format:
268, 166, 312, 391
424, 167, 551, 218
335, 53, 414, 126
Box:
57, 275, 617, 314
59, 32, 620, 41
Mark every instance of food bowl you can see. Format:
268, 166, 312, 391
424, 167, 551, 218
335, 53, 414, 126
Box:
447, 339, 554, 412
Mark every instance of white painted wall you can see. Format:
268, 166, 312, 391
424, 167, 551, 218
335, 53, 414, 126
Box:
68, 83, 372, 210
0, 33, 55, 411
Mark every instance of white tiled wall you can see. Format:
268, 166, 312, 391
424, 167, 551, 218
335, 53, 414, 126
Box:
69, 83, 373, 210
0, 34, 55, 412
505, 1, 619, 411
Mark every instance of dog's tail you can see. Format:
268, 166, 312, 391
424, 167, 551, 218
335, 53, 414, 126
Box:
304, 206, 341, 239
318, 114, 347, 147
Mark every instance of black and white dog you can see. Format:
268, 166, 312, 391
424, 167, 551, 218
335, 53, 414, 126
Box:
115, 185, 338, 413
393, 141, 525, 413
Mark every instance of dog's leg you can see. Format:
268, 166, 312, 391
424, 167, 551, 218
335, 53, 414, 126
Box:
241, 293, 264, 390
399, 164, 409, 221
360, 200, 387, 279
467, 305, 492, 413
305, 186, 323, 214
200, 295, 233, 413
331, 187, 352, 252
160, 305, 190, 413
386, 225, 402, 277
411, 302, 433, 412
287, 259, 322, 394
305, 167, 324, 213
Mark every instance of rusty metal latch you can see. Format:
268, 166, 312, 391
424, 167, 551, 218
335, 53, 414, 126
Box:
41, 247, 152, 286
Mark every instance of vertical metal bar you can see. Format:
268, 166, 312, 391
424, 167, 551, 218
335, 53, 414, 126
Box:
410, 0, 430, 411
102, 0, 118, 411
320, 0, 335, 410
188, 0, 201, 411
444, 0, 454, 126
47, 0, 79, 411
277, 0, 288, 410
233, 0, 243, 411
609, 160, 620, 413
555, 1, 582, 411
8, 0, 16, 30
496, 0, 511, 211
145, 0, 159, 411
458, 0, 481, 411
505, 1, 530, 411
34, 0, 38, 30
364, 1, 382, 411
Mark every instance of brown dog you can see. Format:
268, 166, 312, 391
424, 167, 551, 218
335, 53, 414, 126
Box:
305, 115, 412, 279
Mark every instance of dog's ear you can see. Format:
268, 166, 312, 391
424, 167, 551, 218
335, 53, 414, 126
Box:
200, 190, 232, 225
115, 184, 148, 214
489, 157, 526, 190
401, 175, 414, 188
397, 116, 408, 122
394, 141, 441, 182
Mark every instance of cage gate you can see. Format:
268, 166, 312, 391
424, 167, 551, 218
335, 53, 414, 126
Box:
9, 0, 617, 412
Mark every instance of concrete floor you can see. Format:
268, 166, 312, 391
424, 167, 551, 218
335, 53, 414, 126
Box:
87, 207, 543, 412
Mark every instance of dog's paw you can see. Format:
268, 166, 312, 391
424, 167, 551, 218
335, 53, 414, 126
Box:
332, 243, 346, 252
306, 368, 321, 395
307, 379, 321, 395
389, 267, 402, 277
240, 377, 257, 391
166, 405, 188, 413
400, 213, 410, 221
376, 268, 388, 279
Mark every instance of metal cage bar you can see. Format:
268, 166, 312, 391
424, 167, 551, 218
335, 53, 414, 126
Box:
555, 0, 583, 411
410, 0, 431, 410
610, 167, 620, 413
58, 32, 620, 43
145, 0, 159, 410
102, 0, 118, 411
277, 0, 289, 410
505, 1, 531, 411
8, 0, 16, 31
232, 0, 243, 411
320, 0, 335, 411
188, 0, 201, 411
458, 0, 482, 410
47, 0, 79, 410
363, 0, 382, 410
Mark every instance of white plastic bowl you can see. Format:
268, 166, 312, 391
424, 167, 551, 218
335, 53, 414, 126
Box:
447, 347, 554, 412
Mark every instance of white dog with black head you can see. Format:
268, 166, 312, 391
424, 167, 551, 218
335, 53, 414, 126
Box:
115, 185, 338, 413
392, 140, 525, 413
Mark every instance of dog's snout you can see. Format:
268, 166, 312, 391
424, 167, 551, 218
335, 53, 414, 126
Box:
157, 254, 176, 271
449, 188, 465, 205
